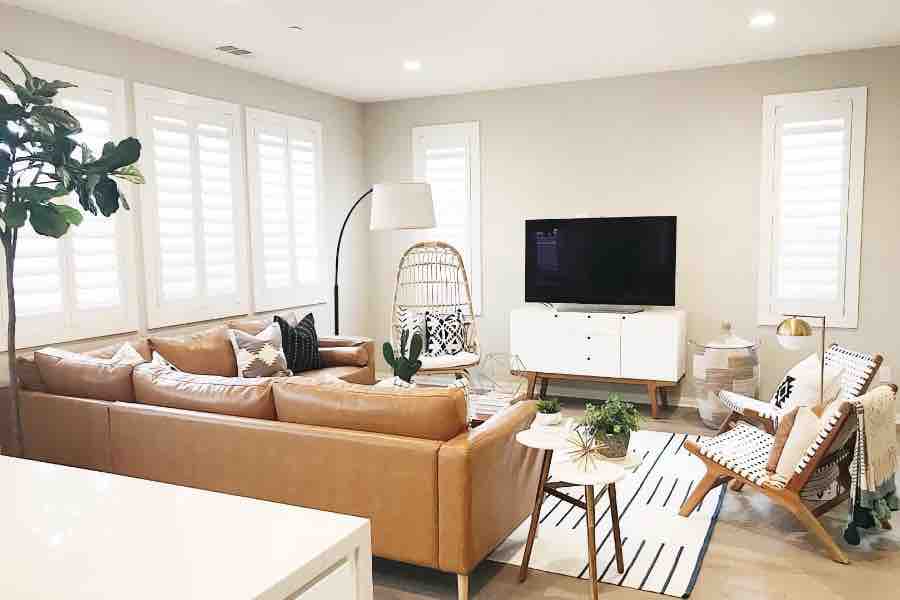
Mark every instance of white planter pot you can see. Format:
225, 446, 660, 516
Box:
534, 411, 562, 427
374, 377, 417, 389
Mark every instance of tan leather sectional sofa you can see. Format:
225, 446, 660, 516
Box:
14, 317, 541, 599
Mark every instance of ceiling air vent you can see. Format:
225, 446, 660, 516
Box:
216, 45, 252, 56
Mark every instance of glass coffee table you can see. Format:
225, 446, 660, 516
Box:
516, 426, 642, 600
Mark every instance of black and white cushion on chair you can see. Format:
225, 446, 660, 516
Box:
424, 310, 465, 357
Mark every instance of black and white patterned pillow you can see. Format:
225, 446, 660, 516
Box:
275, 312, 322, 373
424, 309, 465, 356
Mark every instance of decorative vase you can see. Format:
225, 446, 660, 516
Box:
534, 411, 562, 427
596, 431, 630, 459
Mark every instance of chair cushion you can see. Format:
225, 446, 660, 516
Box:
273, 378, 468, 441
697, 422, 774, 485
149, 326, 238, 377
419, 352, 479, 370
132, 363, 276, 420
34, 344, 146, 402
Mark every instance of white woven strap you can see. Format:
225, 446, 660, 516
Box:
718, 390, 780, 423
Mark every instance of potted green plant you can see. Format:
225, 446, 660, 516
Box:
580, 393, 642, 458
534, 396, 562, 426
380, 329, 423, 387
1, 52, 143, 456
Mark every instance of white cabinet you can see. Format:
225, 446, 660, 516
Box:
510, 305, 686, 383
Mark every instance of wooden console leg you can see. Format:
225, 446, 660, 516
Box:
526, 373, 538, 400
647, 382, 658, 419
539, 378, 549, 399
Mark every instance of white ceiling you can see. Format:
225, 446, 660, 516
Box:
6, 1, 900, 102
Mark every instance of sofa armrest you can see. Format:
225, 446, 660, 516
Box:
318, 335, 372, 348
437, 401, 541, 574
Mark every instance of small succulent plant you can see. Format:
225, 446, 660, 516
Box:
383, 329, 423, 383
536, 396, 561, 414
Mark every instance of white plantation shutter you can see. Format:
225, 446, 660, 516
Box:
135, 85, 248, 327
758, 88, 866, 328
246, 108, 323, 312
412, 122, 482, 313
0, 58, 137, 349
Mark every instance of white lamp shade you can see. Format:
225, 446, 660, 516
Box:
369, 182, 435, 231
777, 335, 809, 351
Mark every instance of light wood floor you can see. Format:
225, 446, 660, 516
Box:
373, 398, 900, 599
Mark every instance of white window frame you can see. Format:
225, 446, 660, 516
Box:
412, 122, 482, 315
245, 107, 325, 312
757, 87, 866, 329
0, 58, 138, 349
134, 83, 250, 328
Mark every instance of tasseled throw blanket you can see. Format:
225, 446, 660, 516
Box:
844, 385, 898, 545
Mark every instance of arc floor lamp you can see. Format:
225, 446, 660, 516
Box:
333, 182, 435, 335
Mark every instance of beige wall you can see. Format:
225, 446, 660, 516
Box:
0, 5, 367, 377
364, 46, 900, 407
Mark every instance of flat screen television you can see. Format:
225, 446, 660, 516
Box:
525, 216, 677, 306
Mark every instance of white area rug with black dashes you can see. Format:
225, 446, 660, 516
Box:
489, 431, 724, 597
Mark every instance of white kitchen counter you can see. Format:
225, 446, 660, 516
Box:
0, 457, 373, 600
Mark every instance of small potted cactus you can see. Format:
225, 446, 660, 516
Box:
534, 396, 562, 426
381, 330, 423, 387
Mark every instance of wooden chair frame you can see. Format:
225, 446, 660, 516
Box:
681, 381, 896, 565
391, 241, 480, 377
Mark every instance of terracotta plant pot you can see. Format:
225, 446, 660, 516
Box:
597, 431, 630, 459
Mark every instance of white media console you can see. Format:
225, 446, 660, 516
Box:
510, 304, 687, 417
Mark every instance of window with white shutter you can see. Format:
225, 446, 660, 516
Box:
758, 87, 866, 328
0, 58, 137, 349
135, 84, 249, 327
246, 108, 323, 312
412, 122, 482, 314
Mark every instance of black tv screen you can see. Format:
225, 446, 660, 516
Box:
525, 217, 676, 306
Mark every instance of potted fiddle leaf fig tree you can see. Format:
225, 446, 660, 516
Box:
1, 51, 143, 456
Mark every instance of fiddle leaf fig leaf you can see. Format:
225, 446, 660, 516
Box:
92, 176, 120, 217
31, 105, 80, 130
15, 185, 69, 203
84, 138, 141, 173
28, 202, 69, 238
0, 148, 10, 180
32, 77, 76, 99
0, 97, 25, 121
53, 204, 83, 226
4, 202, 27, 228
110, 163, 145, 185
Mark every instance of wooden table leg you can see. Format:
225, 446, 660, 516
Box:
539, 377, 549, 399
519, 449, 553, 582
585, 485, 599, 600
647, 382, 658, 419
608, 482, 624, 573
526, 372, 538, 400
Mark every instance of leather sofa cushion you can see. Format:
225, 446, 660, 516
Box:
149, 326, 237, 376
34, 346, 144, 402
320, 345, 368, 368
227, 317, 271, 336
133, 363, 276, 420
274, 379, 468, 441
16, 339, 152, 392
84, 339, 153, 362
294, 366, 373, 385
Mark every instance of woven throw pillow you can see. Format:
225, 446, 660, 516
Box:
276, 312, 322, 373
770, 353, 843, 412
228, 323, 291, 378
424, 309, 465, 357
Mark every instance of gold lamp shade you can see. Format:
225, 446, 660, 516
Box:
776, 316, 814, 350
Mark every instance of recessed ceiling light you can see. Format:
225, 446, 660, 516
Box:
403, 60, 422, 72
749, 12, 776, 29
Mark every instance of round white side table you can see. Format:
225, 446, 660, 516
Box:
516, 427, 641, 600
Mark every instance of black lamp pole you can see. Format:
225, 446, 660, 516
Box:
333, 188, 373, 335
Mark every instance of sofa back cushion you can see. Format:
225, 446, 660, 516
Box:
133, 363, 276, 420
273, 378, 468, 441
149, 326, 237, 377
34, 345, 146, 402
319, 345, 369, 368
